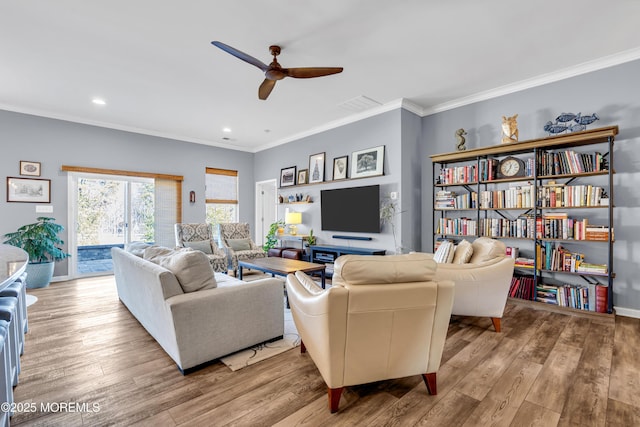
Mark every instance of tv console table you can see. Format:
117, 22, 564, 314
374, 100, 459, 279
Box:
309, 245, 386, 276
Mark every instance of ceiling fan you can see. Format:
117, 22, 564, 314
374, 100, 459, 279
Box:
211, 41, 343, 100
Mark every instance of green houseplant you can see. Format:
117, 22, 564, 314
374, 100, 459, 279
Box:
3, 217, 70, 288
263, 220, 285, 252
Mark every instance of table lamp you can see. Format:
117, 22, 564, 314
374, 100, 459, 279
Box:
285, 211, 302, 236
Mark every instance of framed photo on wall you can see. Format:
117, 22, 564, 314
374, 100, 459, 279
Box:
332, 155, 348, 180
308, 152, 325, 184
280, 166, 297, 187
19, 160, 41, 176
297, 169, 308, 185
7, 177, 51, 203
351, 145, 384, 179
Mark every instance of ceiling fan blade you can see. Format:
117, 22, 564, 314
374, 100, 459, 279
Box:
284, 67, 344, 79
258, 78, 276, 100
211, 41, 269, 72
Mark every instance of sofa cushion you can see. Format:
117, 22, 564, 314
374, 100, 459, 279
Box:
184, 240, 213, 254
125, 241, 151, 257
144, 247, 217, 292
452, 239, 473, 264
433, 240, 455, 263
227, 238, 252, 251
469, 237, 506, 264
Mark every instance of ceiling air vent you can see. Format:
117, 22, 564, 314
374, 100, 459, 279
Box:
338, 95, 382, 112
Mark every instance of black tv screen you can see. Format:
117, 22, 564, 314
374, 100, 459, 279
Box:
321, 185, 380, 233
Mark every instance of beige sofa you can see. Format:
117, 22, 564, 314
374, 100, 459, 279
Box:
286, 253, 454, 412
111, 247, 284, 373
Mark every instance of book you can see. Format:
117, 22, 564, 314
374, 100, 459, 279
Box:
595, 285, 609, 313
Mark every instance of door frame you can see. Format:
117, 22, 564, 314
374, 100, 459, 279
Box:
255, 179, 278, 246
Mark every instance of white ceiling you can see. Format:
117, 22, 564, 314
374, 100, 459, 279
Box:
2, 1, 640, 153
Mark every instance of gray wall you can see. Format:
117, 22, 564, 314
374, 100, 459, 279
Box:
0, 110, 255, 276
420, 59, 640, 313
254, 109, 408, 253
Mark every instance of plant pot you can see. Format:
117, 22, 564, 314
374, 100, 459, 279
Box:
25, 261, 55, 288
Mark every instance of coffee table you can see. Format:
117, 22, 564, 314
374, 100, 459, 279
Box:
238, 257, 327, 288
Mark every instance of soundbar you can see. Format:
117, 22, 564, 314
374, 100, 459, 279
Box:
332, 235, 373, 241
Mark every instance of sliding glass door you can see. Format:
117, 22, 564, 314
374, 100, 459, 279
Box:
70, 173, 154, 276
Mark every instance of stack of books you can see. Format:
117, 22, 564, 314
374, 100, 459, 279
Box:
435, 190, 456, 209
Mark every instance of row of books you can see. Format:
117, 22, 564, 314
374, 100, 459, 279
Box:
539, 213, 613, 241
536, 149, 607, 176
536, 184, 607, 208
435, 190, 477, 209
479, 217, 536, 239
437, 165, 478, 185
535, 283, 609, 313
510, 277, 609, 313
436, 217, 477, 236
537, 241, 608, 274
479, 185, 535, 209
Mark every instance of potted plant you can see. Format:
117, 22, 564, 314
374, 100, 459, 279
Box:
3, 217, 70, 288
263, 220, 285, 252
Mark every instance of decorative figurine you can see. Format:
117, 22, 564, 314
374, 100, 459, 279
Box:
543, 112, 599, 135
555, 112, 577, 123
574, 113, 599, 126
501, 114, 519, 143
544, 121, 568, 135
455, 128, 467, 151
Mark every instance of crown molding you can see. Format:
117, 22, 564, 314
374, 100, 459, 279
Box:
422, 47, 640, 116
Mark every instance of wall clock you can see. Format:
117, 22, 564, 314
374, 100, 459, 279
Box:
497, 156, 526, 178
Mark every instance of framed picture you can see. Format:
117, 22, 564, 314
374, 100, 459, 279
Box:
280, 166, 297, 187
19, 161, 41, 176
297, 169, 308, 185
332, 156, 348, 180
308, 152, 325, 184
351, 145, 385, 179
7, 177, 51, 203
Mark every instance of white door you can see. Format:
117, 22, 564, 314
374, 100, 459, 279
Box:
255, 179, 277, 245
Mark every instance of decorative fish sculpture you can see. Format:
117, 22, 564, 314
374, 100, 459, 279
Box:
543, 121, 568, 134
555, 112, 577, 123
574, 113, 599, 125
568, 124, 586, 133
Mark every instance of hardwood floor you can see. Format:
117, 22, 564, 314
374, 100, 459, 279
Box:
11, 275, 640, 426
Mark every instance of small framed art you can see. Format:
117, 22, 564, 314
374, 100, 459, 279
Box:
7, 177, 51, 203
280, 166, 297, 187
332, 156, 348, 180
20, 161, 41, 176
308, 152, 325, 184
297, 169, 308, 185
351, 145, 384, 179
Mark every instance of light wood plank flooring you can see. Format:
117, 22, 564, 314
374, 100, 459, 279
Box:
10, 275, 640, 426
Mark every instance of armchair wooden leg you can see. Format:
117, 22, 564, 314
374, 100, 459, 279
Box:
300, 340, 306, 354
328, 387, 344, 413
422, 373, 437, 395
491, 317, 501, 332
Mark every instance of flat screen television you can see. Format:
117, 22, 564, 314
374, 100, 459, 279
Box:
321, 185, 380, 233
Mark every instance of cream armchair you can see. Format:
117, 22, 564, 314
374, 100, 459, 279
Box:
286, 253, 454, 413
217, 223, 266, 276
174, 223, 228, 273
426, 237, 515, 332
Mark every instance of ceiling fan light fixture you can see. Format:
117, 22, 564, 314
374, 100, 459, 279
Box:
91, 98, 106, 106
222, 127, 232, 133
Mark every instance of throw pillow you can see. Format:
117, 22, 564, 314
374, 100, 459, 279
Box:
143, 246, 174, 262
433, 240, 455, 263
157, 248, 217, 292
227, 238, 252, 251
184, 240, 213, 254
469, 237, 507, 264
125, 241, 151, 257
452, 239, 474, 264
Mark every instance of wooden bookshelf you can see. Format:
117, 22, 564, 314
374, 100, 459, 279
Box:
431, 126, 617, 314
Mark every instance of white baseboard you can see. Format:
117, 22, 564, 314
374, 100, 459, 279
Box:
614, 306, 640, 319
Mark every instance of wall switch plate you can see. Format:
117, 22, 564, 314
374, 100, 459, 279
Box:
36, 205, 53, 213
390, 191, 398, 200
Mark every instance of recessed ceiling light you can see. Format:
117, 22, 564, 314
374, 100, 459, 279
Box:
92, 98, 106, 106
222, 127, 232, 133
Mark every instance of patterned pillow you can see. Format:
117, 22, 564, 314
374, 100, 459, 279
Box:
452, 239, 474, 264
433, 240, 455, 263
184, 240, 213, 254
227, 238, 251, 251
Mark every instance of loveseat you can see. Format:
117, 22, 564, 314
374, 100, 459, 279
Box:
111, 247, 284, 373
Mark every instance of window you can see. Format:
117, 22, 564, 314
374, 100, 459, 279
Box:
206, 167, 238, 239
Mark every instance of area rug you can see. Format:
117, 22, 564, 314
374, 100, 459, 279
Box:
220, 307, 300, 371
26, 294, 38, 307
